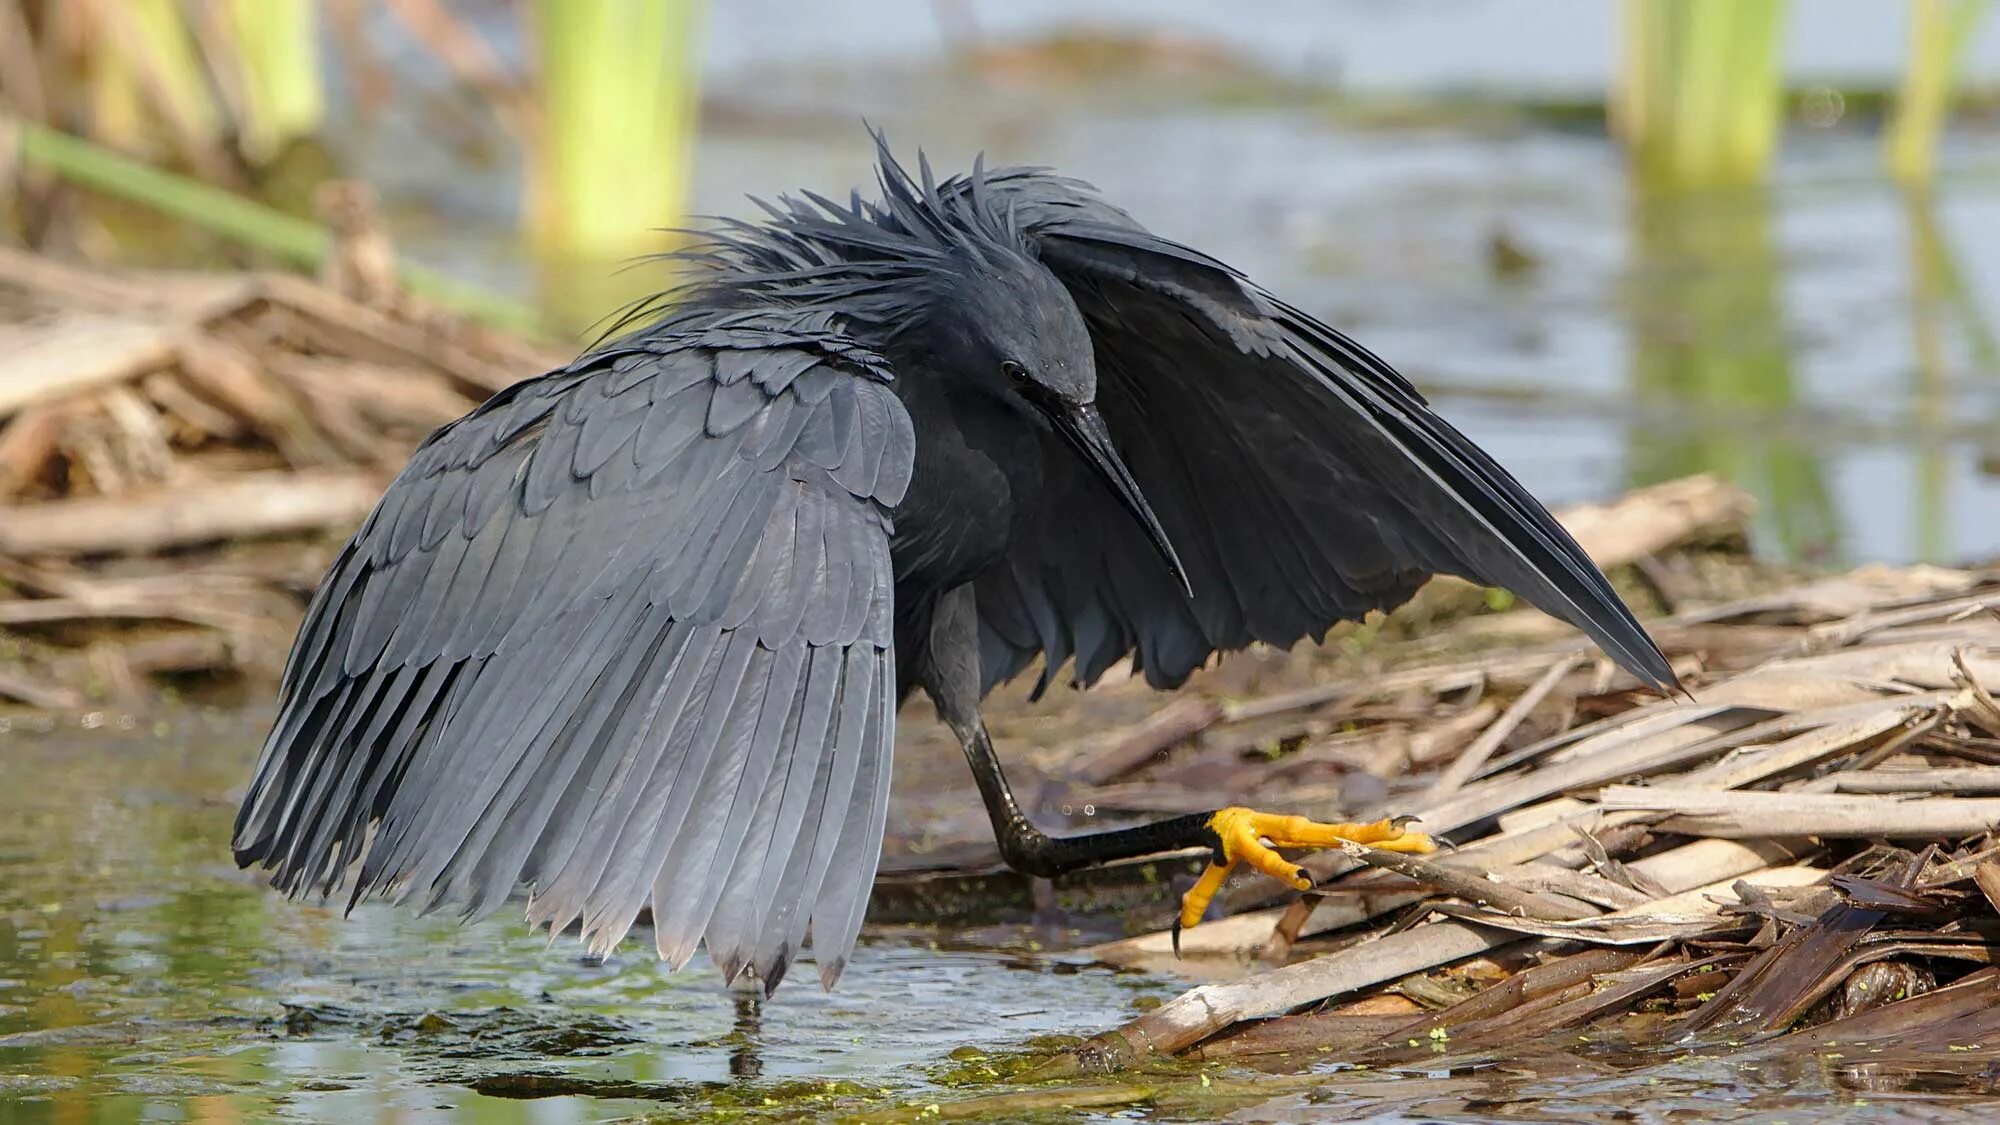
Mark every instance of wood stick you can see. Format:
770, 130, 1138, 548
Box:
1598, 787, 2000, 839
98, 386, 174, 485
0, 246, 256, 322
1067, 697, 1222, 786
1378, 946, 1645, 1041
0, 315, 176, 416
1438, 865, 1828, 945
1411, 705, 1758, 837
1675, 696, 1947, 791
1216, 664, 1489, 725
0, 404, 65, 496
265, 354, 478, 428
253, 274, 548, 394
141, 371, 245, 440
1048, 920, 1514, 1076
1974, 862, 2000, 917
173, 335, 344, 468
1493, 863, 1656, 910
1057, 833, 1795, 1073
0, 470, 383, 555
0, 667, 81, 710
1408, 700, 1502, 766
1336, 841, 1599, 921
1191, 1013, 1422, 1061
1832, 767, 2000, 795
1426, 653, 1582, 800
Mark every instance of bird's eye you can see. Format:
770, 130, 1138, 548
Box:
1001, 361, 1030, 385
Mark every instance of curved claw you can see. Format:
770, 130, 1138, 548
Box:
1176, 860, 1234, 942
1172, 808, 1434, 950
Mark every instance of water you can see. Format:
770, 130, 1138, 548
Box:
0, 711, 1177, 1122
340, 3, 2000, 568
7, 718, 1999, 1123
6, 502, 1982, 1097
701, 0, 2000, 91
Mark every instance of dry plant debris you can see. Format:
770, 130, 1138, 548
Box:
1031, 562, 2000, 1074
0, 245, 561, 708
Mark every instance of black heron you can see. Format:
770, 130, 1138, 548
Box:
233, 134, 1675, 994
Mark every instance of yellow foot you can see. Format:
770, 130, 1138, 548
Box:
1172, 809, 1434, 954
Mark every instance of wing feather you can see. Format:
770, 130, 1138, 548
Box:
810, 647, 895, 988
940, 169, 1674, 695
705, 640, 842, 981
770, 643, 871, 980
234, 316, 910, 992
651, 640, 807, 967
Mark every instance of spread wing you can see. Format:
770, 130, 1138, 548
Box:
232, 311, 913, 993
948, 167, 1675, 696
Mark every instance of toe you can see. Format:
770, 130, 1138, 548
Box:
1369, 831, 1437, 854
1178, 861, 1233, 933
1251, 813, 1426, 851
1239, 840, 1313, 890
1217, 818, 1312, 888
1339, 818, 1410, 845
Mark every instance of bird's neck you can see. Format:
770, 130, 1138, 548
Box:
884, 359, 1047, 610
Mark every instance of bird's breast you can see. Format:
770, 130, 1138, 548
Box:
887, 384, 1046, 608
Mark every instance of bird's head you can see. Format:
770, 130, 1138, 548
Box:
924, 251, 1093, 407
926, 251, 1190, 594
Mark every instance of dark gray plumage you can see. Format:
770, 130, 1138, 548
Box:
235, 132, 1673, 996
235, 312, 906, 991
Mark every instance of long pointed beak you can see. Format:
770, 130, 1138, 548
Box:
1053, 404, 1192, 596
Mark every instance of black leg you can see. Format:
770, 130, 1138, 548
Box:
916, 583, 1432, 953
916, 585, 1224, 877
950, 716, 1221, 878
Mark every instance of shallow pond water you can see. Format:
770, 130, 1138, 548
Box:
335, 3, 2000, 569
6, 713, 2000, 1123
0, 711, 1180, 1122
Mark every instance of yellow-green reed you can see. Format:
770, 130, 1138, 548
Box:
18, 0, 323, 171
524, 1, 702, 261
1616, 0, 1790, 190
210, 0, 326, 163
1884, 0, 1991, 183
90, 0, 225, 159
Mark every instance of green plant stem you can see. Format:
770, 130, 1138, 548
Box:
213, 0, 326, 162
108, 0, 226, 151
526, 0, 701, 261
1885, 0, 1992, 183
1619, 0, 1789, 189
7, 118, 541, 335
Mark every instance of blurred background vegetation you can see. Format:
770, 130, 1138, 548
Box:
1, 0, 1997, 564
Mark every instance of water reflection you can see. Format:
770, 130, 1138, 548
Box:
729, 988, 764, 1080
0, 713, 1177, 1123
1624, 183, 1842, 562
1903, 182, 2000, 564
1907, 189, 1955, 563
